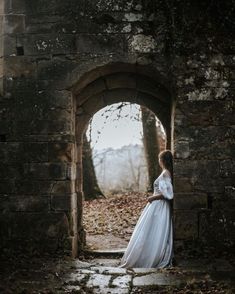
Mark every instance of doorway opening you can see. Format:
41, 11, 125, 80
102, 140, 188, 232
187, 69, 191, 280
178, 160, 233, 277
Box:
71, 63, 174, 257
82, 102, 167, 251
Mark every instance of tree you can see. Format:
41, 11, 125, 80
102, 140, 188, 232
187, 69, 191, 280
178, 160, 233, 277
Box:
141, 106, 161, 192
82, 133, 105, 200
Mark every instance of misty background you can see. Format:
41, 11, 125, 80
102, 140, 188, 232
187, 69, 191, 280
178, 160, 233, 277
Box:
86, 103, 165, 194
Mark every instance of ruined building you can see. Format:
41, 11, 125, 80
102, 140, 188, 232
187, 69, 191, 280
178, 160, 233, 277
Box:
0, 1, 234, 257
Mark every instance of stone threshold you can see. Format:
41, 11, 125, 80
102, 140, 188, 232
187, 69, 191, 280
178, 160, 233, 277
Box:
83, 248, 126, 257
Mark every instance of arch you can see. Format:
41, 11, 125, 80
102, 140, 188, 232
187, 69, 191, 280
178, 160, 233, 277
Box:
70, 62, 172, 96
70, 62, 174, 257
76, 88, 171, 141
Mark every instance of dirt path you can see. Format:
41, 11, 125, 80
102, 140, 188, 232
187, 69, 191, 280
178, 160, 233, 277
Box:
85, 233, 128, 250
83, 192, 147, 250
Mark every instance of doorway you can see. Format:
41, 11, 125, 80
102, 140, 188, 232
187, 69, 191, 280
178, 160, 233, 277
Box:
71, 63, 174, 257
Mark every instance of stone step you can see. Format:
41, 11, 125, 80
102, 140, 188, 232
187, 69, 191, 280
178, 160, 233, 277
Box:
83, 248, 126, 257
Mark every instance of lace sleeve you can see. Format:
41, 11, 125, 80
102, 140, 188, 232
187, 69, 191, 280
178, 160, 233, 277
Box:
158, 177, 174, 200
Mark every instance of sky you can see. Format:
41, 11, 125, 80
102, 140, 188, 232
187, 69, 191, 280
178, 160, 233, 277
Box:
86, 103, 144, 150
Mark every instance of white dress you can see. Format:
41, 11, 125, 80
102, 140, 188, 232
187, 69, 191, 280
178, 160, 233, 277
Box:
119, 169, 174, 268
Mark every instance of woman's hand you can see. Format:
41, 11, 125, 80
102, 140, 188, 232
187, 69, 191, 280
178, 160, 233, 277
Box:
147, 195, 157, 203
147, 194, 164, 203
147, 196, 154, 203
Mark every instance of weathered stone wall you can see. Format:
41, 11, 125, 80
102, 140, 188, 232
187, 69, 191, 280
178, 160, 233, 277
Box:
173, 53, 235, 251
0, 0, 4, 94
0, 0, 234, 255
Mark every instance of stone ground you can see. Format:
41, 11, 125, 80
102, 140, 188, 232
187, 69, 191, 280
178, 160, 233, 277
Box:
0, 250, 234, 294
85, 234, 128, 251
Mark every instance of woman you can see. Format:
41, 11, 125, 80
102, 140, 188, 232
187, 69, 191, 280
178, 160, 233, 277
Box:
119, 150, 174, 268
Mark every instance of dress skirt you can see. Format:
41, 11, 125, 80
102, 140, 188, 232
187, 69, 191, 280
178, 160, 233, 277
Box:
119, 199, 173, 268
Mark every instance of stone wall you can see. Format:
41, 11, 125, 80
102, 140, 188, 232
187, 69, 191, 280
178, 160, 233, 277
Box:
0, 0, 4, 94
0, 0, 234, 256
173, 53, 235, 251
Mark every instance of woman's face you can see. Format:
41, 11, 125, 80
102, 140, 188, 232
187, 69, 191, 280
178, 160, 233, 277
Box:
159, 157, 164, 169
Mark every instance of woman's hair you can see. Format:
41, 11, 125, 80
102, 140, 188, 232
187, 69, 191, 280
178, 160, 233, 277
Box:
158, 150, 174, 182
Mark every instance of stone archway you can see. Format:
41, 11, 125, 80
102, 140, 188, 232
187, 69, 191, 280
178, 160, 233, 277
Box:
71, 63, 174, 257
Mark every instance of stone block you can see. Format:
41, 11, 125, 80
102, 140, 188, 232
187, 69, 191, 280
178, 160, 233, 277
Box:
0, 120, 13, 138
111, 275, 132, 288
174, 193, 208, 210
23, 162, 68, 180
0, 142, 48, 163
0, 58, 3, 78
177, 100, 235, 126
5, 212, 70, 241
18, 34, 76, 56
51, 195, 70, 211
94, 0, 143, 12
48, 143, 73, 162
198, 209, 235, 247
0, 195, 9, 211
136, 75, 169, 104
104, 88, 138, 106
22, 143, 48, 162
44, 109, 72, 122
65, 272, 86, 283
14, 180, 54, 195
174, 210, 198, 240
0, 142, 24, 162
128, 34, 159, 53
90, 266, 127, 274
0, 1, 3, 14
220, 160, 235, 178
4, 57, 37, 78
15, 90, 72, 120
223, 186, 235, 208
174, 177, 193, 193
174, 160, 221, 192
0, 77, 3, 96
5, 0, 26, 14
5, 76, 38, 93
76, 33, 124, 54
173, 160, 197, 177
186, 126, 235, 159
37, 58, 78, 81
0, 163, 23, 179
105, 73, 136, 90
0, 180, 17, 194
51, 180, 72, 195
14, 119, 72, 136
198, 209, 211, 241
25, 21, 54, 35
133, 268, 157, 274
24, 0, 70, 15
133, 272, 182, 287
4, 15, 25, 34
86, 274, 112, 288
76, 78, 106, 105
224, 186, 235, 200
81, 93, 106, 116
3, 34, 17, 56
7, 195, 49, 212
174, 140, 190, 159
0, 100, 14, 119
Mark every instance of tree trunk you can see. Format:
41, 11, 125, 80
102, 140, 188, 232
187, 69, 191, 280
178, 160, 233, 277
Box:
141, 106, 161, 192
82, 133, 105, 200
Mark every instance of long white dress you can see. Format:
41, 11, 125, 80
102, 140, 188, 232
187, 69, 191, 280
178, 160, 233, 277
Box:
119, 169, 174, 268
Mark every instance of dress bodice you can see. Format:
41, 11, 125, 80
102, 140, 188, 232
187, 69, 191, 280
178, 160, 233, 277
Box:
153, 169, 173, 200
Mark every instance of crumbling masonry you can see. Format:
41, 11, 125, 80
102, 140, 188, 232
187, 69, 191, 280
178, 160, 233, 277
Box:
0, 0, 234, 256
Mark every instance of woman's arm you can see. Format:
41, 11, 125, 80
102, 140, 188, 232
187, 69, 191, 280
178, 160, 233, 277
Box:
158, 177, 174, 200
147, 194, 164, 203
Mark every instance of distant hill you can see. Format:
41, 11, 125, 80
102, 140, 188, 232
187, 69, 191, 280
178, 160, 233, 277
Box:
92, 144, 148, 194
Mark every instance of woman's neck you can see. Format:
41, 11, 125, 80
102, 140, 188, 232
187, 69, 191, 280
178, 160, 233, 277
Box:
163, 168, 170, 176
